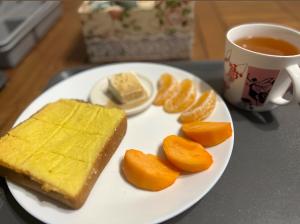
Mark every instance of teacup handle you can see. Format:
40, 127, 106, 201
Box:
270, 64, 300, 105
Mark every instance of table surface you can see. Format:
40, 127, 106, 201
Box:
2, 0, 300, 135
1, 61, 300, 224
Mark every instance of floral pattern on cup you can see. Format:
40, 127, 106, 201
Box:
224, 49, 248, 90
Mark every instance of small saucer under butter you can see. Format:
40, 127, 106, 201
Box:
89, 72, 155, 116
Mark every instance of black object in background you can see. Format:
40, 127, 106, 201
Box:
0, 70, 7, 90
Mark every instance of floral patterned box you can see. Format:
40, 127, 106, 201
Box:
78, 0, 194, 62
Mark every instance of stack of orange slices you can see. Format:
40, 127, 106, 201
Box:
164, 79, 196, 113
179, 90, 216, 123
153, 73, 178, 106
153, 74, 217, 123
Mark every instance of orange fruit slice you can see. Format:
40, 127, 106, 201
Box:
163, 135, 213, 172
182, 121, 232, 147
179, 90, 217, 123
153, 73, 178, 106
122, 149, 179, 191
163, 79, 196, 113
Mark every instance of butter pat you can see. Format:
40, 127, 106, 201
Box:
108, 72, 147, 104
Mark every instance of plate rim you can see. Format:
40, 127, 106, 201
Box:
7, 62, 234, 224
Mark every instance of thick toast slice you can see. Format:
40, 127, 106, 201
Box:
0, 99, 127, 209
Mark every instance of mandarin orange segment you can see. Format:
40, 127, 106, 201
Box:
122, 149, 179, 191
163, 135, 213, 172
163, 79, 196, 113
153, 73, 178, 106
179, 90, 217, 123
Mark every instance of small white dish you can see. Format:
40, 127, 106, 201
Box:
89, 74, 156, 116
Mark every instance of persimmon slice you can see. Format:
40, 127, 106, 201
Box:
163, 135, 213, 172
182, 121, 233, 147
122, 149, 179, 191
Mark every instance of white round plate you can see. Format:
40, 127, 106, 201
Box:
7, 62, 234, 224
89, 74, 155, 116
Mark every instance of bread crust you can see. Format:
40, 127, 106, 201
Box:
71, 116, 127, 208
0, 101, 127, 209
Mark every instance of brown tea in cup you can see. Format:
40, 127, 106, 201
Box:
234, 36, 299, 56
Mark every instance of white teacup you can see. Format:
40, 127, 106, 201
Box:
224, 23, 300, 111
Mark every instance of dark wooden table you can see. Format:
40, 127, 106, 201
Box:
1, 0, 300, 134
